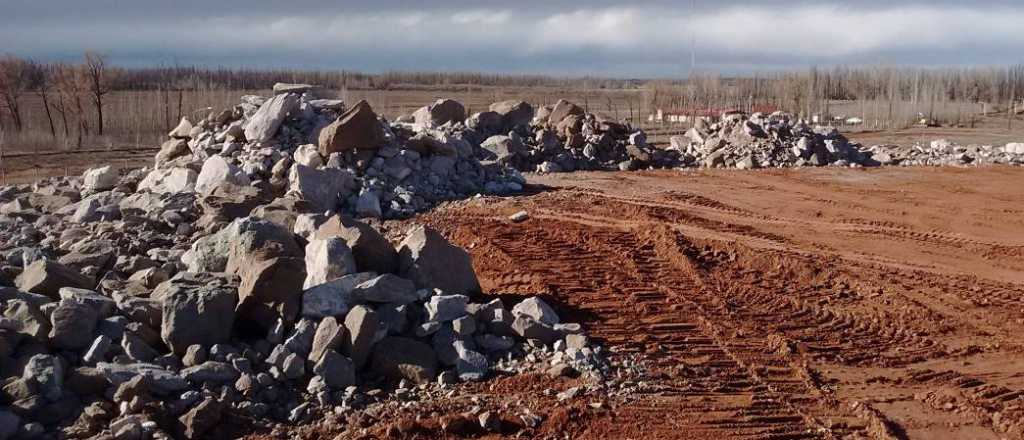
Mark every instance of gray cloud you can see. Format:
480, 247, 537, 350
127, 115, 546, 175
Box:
2, 1, 1023, 76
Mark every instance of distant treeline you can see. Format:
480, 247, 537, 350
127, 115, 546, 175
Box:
3, 51, 1024, 152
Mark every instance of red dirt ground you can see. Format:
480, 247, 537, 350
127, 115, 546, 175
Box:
400, 166, 1024, 440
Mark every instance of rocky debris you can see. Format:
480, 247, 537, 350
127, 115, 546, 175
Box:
0, 169, 600, 438
667, 111, 874, 169
865, 139, 1024, 167
245, 93, 300, 144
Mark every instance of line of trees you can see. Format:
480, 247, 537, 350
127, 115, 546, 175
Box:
0, 52, 114, 148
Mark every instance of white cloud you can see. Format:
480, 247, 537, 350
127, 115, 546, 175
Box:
3, 4, 1024, 74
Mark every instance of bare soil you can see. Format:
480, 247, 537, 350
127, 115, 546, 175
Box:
397, 166, 1024, 439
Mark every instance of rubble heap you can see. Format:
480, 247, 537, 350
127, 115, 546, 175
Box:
0, 147, 603, 438
866, 139, 1024, 167
146, 84, 525, 220
403, 98, 683, 173
669, 111, 873, 169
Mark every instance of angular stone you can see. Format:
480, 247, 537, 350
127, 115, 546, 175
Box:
303, 237, 356, 289
300, 273, 374, 319
425, 294, 469, 322
58, 287, 115, 318
309, 316, 345, 363
155, 139, 191, 168
23, 354, 64, 401
398, 225, 480, 294
413, 99, 466, 130
16, 259, 92, 300
161, 283, 237, 355
287, 165, 356, 212
137, 167, 197, 194
94, 362, 188, 394
179, 398, 222, 440
82, 165, 119, 192
195, 156, 251, 195
511, 297, 560, 326
343, 305, 379, 369
244, 93, 300, 143
370, 337, 438, 384
49, 299, 100, 350
489, 100, 534, 131
237, 256, 306, 327
315, 216, 398, 275
181, 361, 239, 384
313, 349, 355, 389
318, 100, 385, 156
548, 99, 585, 125
352, 274, 417, 305
511, 315, 561, 344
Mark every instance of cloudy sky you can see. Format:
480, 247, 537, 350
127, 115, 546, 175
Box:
3, 0, 1023, 77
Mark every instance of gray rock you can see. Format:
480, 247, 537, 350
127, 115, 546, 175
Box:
122, 333, 159, 362
455, 343, 489, 381
23, 354, 63, 401
281, 353, 305, 379
309, 316, 345, 363
137, 167, 197, 194
303, 237, 356, 289
511, 297, 560, 326
352, 274, 417, 305
244, 93, 300, 143
413, 98, 466, 130
179, 398, 222, 439
283, 319, 316, 358
343, 305, 379, 369
314, 216, 398, 275
94, 362, 188, 394
355, 192, 382, 219
16, 259, 92, 299
181, 361, 239, 384
161, 283, 237, 355
313, 350, 355, 389
82, 165, 119, 192
194, 156, 251, 195
398, 225, 480, 294
370, 337, 438, 384
182, 345, 207, 367
287, 165, 356, 212
58, 287, 115, 318
511, 315, 561, 344
425, 294, 469, 322
49, 298, 100, 350
489, 100, 535, 131
301, 273, 374, 319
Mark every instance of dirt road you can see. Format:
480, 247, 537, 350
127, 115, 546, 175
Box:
412, 166, 1024, 439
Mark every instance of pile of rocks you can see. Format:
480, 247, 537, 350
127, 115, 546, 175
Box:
146, 83, 524, 220
669, 111, 873, 169
866, 140, 1024, 167
402, 98, 683, 173
0, 164, 601, 438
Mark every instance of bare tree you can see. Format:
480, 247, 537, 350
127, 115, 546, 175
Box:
0, 55, 31, 132
55, 64, 88, 148
84, 51, 112, 136
26, 61, 57, 138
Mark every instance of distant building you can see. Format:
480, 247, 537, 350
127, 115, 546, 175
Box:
648, 105, 779, 124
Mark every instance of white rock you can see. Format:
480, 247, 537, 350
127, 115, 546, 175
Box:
293, 144, 324, 168
137, 167, 197, 194
303, 238, 357, 289
82, 165, 119, 191
287, 165, 356, 212
512, 297, 560, 326
195, 156, 251, 195
244, 93, 300, 143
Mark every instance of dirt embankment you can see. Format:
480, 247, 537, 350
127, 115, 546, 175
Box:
406, 166, 1024, 440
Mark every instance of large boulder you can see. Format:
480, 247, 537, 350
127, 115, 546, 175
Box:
370, 337, 438, 384
287, 165, 356, 212
547, 99, 584, 125
303, 237, 356, 289
489, 100, 534, 131
413, 99, 466, 130
236, 256, 306, 328
480, 135, 526, 163
343, 305, 379, 369
398, 226, 481, 294
161, 282, 237, 355
194, 156, 250, 195
82, 166, 119, 192
137, 167, 197, 194
318, 100, 385, 156
301, 273, 374, 319
315, 216, 398, 275
49, 299, 100, 351
155, 139, 191, 168
244, 93, 300, 143
16, 260, 93, 299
